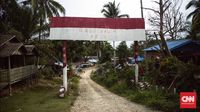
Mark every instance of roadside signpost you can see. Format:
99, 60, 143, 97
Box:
62, 41, 68, 91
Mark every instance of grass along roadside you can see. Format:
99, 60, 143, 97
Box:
0, 76, 79, 112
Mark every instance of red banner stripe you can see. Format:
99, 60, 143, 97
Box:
50, 17, 145, 29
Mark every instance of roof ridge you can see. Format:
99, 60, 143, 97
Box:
0, 35, 16, 47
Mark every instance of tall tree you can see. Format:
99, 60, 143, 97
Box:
101, 0, 129, 18
99, 42, 114, 63
21, 0, 65, 40
145, 0, 172, 56
164, 0, 184, 40
101, 0, 129, 64
186, 0, 200, 40
147, 0, 185, 40
116, 41, 129, 64
0, 0, 39, 42
186, 0, 200, 19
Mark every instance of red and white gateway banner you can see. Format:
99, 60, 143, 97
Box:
49, 17, 145, 41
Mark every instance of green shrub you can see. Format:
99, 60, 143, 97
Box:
158, 57, 184, 87
119, 67, 135, 88
131, 92, 147, 104
91, 62, 184, 111
104, 72, 118, 87
70, 76, 79, 84
176, 63, 200, 92
91, 72, 105, 85
142, 56, 200, 92
110, 80, 128, 95
68, 76, 80, 96
147, 98, 165, 110
37, 67, 55, 79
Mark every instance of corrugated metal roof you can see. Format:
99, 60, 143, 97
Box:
144, 39, 192, 51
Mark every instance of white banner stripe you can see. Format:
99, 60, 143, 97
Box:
49, 28, 145, 41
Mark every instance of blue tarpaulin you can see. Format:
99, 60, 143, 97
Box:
129, 56, 144, 64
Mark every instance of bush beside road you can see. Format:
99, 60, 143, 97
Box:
91, 62, 199, 112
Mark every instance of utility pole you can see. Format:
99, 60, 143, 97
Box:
133, 0, 144, 85
140, 0, 144, 18
140, 0, 148, 76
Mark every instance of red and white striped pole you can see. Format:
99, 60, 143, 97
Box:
134, 41, 139, 85
62, 41, 68, 92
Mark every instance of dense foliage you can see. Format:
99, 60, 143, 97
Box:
0, 0, 65, 41
99, 42, 114, 63
186, 0, 200, 40
92, 56, 200, 111
142, 57, 200, 92
116, 41, 130, 64
91, 62, 179, 111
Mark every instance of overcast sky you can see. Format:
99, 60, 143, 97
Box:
55, 0, 191, 19
55, 0, 193, 47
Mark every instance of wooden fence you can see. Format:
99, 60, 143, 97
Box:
0, 65, 37, 89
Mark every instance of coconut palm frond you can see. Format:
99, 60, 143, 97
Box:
101, 1, 129, 18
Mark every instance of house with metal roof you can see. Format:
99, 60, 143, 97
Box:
0, 35, 38, 95
144, 39, 200, 64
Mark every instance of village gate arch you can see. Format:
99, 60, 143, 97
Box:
49, 17, 145, 91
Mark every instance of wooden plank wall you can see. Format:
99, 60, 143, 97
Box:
0, 69, 9, 82
0, 65, 37, 84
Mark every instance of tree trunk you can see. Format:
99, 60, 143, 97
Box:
159, 0, 172, 57
39, 18, 42, 41
97, 41, 101, 59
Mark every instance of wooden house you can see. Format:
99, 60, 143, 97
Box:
0, 35, 38, 94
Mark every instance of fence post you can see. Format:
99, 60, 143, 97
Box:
162, 86, 165, 91
173, 88, 176, 94
8, 56, 12, 95
156, 85, 158, 92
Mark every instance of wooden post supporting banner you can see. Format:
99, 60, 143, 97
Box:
135, 64, 139, 85
63, 41, 68, 92
134, 41, 139, 85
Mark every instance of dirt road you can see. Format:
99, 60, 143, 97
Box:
71, 68, 159, 112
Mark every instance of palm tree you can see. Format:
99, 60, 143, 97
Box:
21, 0, 65, 40
186, 0, 200, 40
186, 0, 200, 19
101, 1, 129, 18
0, 0, 39, 42
101, 0, 129, 64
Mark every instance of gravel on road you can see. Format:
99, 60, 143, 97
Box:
71, 68, 160, 112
